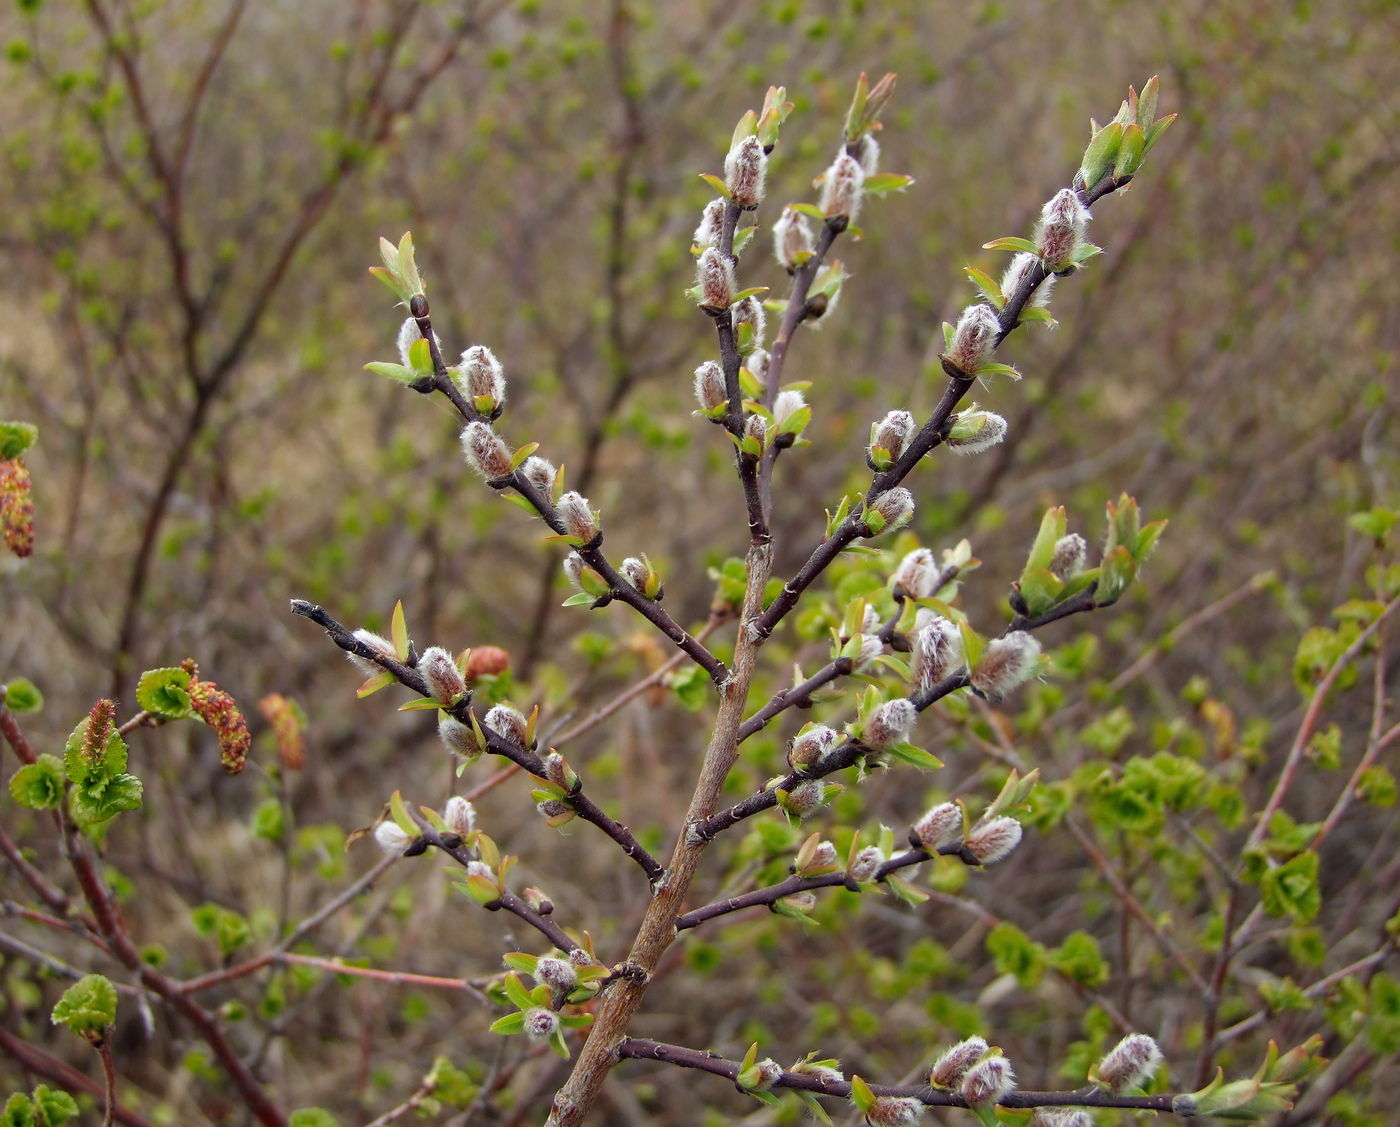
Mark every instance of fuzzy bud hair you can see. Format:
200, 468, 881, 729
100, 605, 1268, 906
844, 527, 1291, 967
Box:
535, 955, 577, 992
871, 410, 916, 463
946, 304, 1001, 376
1096, 1033, 1163, 1093
1035, 188, 1090, 272
693, 199, 725, 249
746, 348, 771, 389
912, 615, 965, 691
562, 553, 585, 590
863, 1096, 924, 1127
862, 488, 914, 537
731, 295, 767, 347
461, 421, 513, 480
694, 361, 727, 412
556, 492, 599, 543
819, 151, 865, 223
725, 134, 767, 208
773, 206, 815, 270
374, 821, 413, 856
484, 703, 529, 747
619, 557, 649, 591
960, 1055, 1016, 1107
518, 456, 556, 498
947, 410, 1008, 455
1049, 533, 1088, 579
853, 133, 880, 175
788, 725, 839, 773
456, 345, 506, 406
523, 1008, 560, 1040
970, 632, 1041, 702
397, 318, 438, 369
347, 629, 396, 678
930, 1037, 988, 1088
773, 389, 806, 427
914, 802, 963, 851
696, 247, 735, 312
743, 413, 769, 453
438, 716, 481, 762
443, 795, 476, 837
418, 647, 466, 705
1001, 252, 1054, 309
892, 548, 937, 600
847, 845, 885, 883
862, 699, 916, 751
965, 816, 1023, 865
1030, 1110, 1092, 1127
782, 779, 829, 818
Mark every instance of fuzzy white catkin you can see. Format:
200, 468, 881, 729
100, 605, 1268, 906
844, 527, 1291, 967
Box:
946, 304, 1001, 375
930, 1037, 988, 1088
418, 647, 465, 705
374, 821, 412, 856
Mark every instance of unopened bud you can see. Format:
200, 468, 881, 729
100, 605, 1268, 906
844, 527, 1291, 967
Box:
517, 455, 555, 498
743, 413, 769, 455
1048, 534, 1087, 579
568, 947, 593, 968
557, 491, 599, 543
461, 421, 514, 480
620, 557, 648, 591
912, 616, 965, 691
788, 725, 839, 773
697, 247, 735, 312
419, 647, 466, 705
809, 841, 839, 870
946, 410, 1007, 455
438, 716, 481, 762
945, 304, 1001, 376
536, 797, 572, 822
563, 553, 585, 590
790, 1059, 844, 1083
397, 318, 439, 369
375, 821, 413, 856
1096, 1033, 1163, 1093
863, 1096, 924, 1127
524, 1008, 560, 1040
891, 548, 935, 599
847, 845, 884, 882
773, 206, 815, 270
781, 779, 829, 818
746, 347, 771, 389
914, 803, 963, 851
748, 1058, 783, 1090
725, 134, 767, 209
485, 703, 529, 747
694, 361, 727, 412
862, 488, 914, 538
523, 887, 553, 914
456, 345, 507, 410
534, 955, 577, 991
1030, 1110, 1092, 1127
779, 891, 818, 915
466, 860, 494, 882
930, 1037, 988, 1088
543, 751, 576, 791
970, 633, 1041, 702
347, 629, 396, 678
853, 634, 884, 674
862, 699, 916, 751
852, 133, 880, 175
694, 199, 725, 249
443, 796, 477, 837
961, 1056, 1015, 1107
819, 152, 865, 223
1035, 188, 1090, 272
773, 389, 806, 428
1001, 252, 1054, 309
965, 816, 1023, 865
731, 295, 766, 347
869, 410, 915, 466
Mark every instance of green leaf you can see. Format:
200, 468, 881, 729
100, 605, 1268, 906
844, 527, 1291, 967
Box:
363, 362, 419, 384
1261, 850, 1321, 924
1141, 114, 1177, 158
0, 422, 38, 461
668, 664, 711, 712
32, 1087, 79, 1126
1049, 931, 1109, 988
62, 718, 127, 788
986, 922, 1047, 989
391, 600, 409, 661
502, 971, 534, 1011
2, 679, 43, 714
1020, 568, 1067, 617
982, 236, 1037, 254
368, 265, 413, 305
884, 743, 944, 771
389, 790, 416, 834
9, 755, 64, 811
1114, 123, 1146, 177
787, 202, 825, 220
732, 225, 756, 256
964, 266, 1004, 309
561, 592, 595, 607
51, 974, 117, 1038
1017, 307, 1056, 326
1095, 545, 1137, 607
1, 1094, 35, 1127
356, 671, 396, 698
862, 173, 915, 194
408, 336, 434, 375
849, 1076, 876, 1114
250, 797, 286, 843
698, 173, 730, 198
502, 492, 540, 514
974, 361, 1021, 379
289, 1110, 340, 1127
1079, 121, 1123, 189
135, 667, 195, 720
1349, 507, 1397, 542
1024, 506, 1066, 577
885, 873, 929, 906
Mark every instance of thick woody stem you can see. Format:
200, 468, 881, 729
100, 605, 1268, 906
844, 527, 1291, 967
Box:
543, 541, 773, 1127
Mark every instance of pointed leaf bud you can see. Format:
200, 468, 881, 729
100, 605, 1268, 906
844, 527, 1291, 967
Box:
947, 410, 1007, 455
930, 1037, 988, 1088
347, 629, 396, 678
863, 1096, 924, 1127
438, 716, 482, 763
961, 1055, 1015, 1107
534, 955, 577, 992
970, 633, 1041, 702
461, 421, 514, 480
847, 845, 885, 883
523, 1008, 560, 1040
485, 703, 529, 747
731, 295, 766, 347
1096, 1033, 1163, 1093
945, 304, 1001, 376
862, 488, 914, 538
852, 133, 880, 175
419, 647, 466, 705
694, 361, 727, 412
1035, 188, 1090, 272
862, 699, 916, 751
455, 345, 507, 410
524, 887, 553, 914
444, 795, 476, 838
694, 199, 725, 249
696, 247, 735, 312
820, 152, 865, 224
892, 548, 936, 599
375, 821, 413, 856
557, 492, 599, 543
1048, 533, 1088, 579
915, 803, 963, 851
518, 456, 556, 498
965, 816, 1023, 865
788, 725, 839, 773
1001, 252, 1054, 309
912, 615, 965, 691
773, 206, 815, 270
725, 134, 767, 209
773, 389, 806, 428
870, 410, 915, 467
